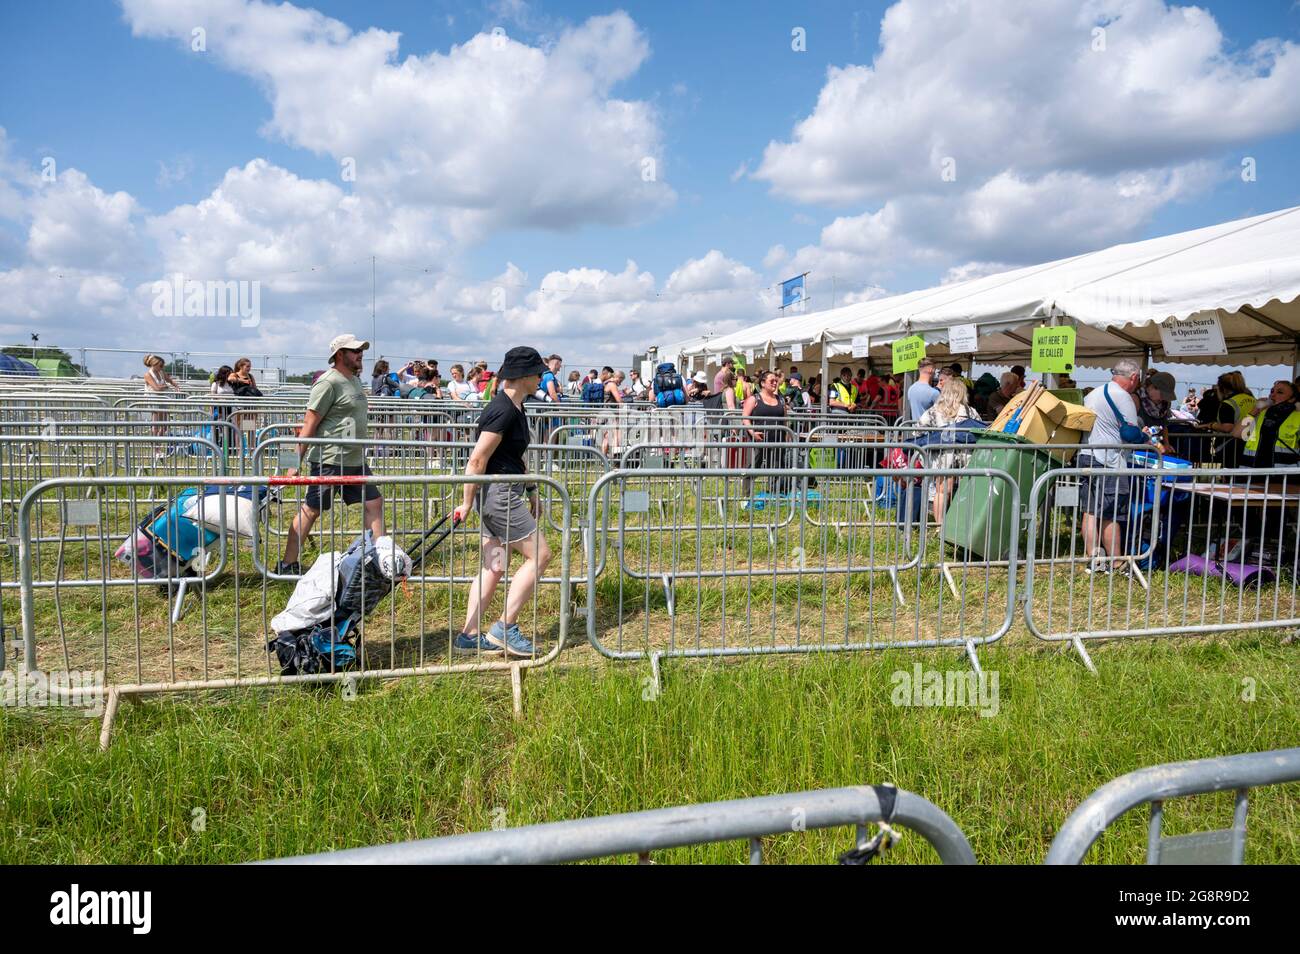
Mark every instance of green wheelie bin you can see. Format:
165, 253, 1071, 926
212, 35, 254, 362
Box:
942, 430, 1058, 560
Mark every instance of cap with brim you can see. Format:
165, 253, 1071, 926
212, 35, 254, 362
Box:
1147, 371, 1176, 401
498, 346, 547, 379
329, 333, 370, 358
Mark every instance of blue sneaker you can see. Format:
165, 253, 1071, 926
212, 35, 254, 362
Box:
487, 621, 537, 658
452, 632, 500, 655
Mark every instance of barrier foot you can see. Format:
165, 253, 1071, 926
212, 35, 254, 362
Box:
661, 574, 675, 618
510, 664, 525, 720
1070, 637, 1098, 675
170, 579, 189, 625
941, 563, 959, 600
748, 837, 764, 864
1126, 558, 1149, 591
963, 641, 982, 676
650, 651, 663, 698
887, 568, 906, 607
98, 688, 122, 751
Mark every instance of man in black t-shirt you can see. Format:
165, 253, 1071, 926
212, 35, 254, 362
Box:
452, 347, 552, 659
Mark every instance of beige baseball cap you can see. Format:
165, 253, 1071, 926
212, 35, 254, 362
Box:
329, 333, 370, 358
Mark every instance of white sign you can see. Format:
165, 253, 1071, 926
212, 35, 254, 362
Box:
790, 342, 803, 362
744, 348, 754, 364
851, 335, 870, 358
948, 323, 978, 354
641, 359, 655, 382
63, 500, 100, 526
1159, 314, 1227, 356
710, 353, 722, 365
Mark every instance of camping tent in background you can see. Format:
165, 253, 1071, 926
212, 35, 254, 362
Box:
33, 357, 80, 377
666, 205, 1300, 377
0, 353, 39, 376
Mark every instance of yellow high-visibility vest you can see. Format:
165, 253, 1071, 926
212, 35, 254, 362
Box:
1244, 408, 1300, 456
1226, 392, 1257, 424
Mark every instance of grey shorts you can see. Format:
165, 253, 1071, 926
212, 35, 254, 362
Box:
478, 482, 538, 544
1077, 455, 1131, 521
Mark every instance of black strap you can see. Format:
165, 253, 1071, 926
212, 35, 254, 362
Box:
836, 785, 900, 865
873, 783, 898, 822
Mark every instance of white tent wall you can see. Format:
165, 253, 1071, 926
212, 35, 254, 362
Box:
671, 205, 1300, 379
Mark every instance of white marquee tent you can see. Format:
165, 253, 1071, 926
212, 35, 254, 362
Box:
662, 205, 1300, 377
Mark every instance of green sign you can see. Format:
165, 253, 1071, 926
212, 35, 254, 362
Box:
891, 335, 926, 373
1031, 326, 1076, 374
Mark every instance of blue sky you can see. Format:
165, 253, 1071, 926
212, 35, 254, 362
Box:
1, 0, 1299, 378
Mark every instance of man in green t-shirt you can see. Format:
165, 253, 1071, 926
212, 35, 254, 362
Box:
276, 333, 385, 575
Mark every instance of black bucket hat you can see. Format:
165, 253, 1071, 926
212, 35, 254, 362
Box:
498, 346, 547, 380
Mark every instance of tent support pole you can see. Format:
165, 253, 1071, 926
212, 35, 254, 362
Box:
819, 347, 829, 414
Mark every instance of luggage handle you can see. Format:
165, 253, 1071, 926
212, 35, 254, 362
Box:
407, 511, 463, 571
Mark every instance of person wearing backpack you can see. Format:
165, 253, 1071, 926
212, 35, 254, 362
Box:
536, 354, 563, 402
581, 370, 608, 404
650, 362, 686, 408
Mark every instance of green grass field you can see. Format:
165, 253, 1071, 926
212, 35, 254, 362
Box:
2, 463, 1298, 864
3, 636, 1298, 864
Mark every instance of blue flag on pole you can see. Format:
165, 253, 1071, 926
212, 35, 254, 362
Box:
781, 274, 805, 308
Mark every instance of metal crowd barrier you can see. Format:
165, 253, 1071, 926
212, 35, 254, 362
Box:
1046, 747, 1300, 864
1024, 465, 1300, 671
249, 436, 609, 585
260, 783, 976, 865
585, 466, 1020, 676
0, 434, 231, 656
14, 472, 573, 745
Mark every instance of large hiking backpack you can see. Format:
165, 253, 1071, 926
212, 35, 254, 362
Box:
582, 379, 607, 403
653, 363, 685, 408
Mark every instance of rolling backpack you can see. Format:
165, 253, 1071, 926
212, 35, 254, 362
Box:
653, 363, 685, 408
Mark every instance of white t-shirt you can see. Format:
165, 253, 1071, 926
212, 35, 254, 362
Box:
448, 380, 476, 402
1083, 381, 1140, 467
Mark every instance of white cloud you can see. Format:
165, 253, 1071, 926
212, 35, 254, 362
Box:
145, 159, 445, 281
433, 251, 768, 361
788, 164, 1221, 279
755, 0, 1300, 205
753, 0, 1300, 283
122, 1, 673, 240
839, 284, 889, 305
663, 249, 759, 295
730, 161, 749, 183
939, 261, 1014, 286
27, 169, 138, 270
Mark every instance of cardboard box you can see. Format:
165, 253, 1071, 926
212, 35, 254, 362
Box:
988, 389, 1096, 461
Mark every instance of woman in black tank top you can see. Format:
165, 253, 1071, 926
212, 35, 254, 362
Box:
743, 370, 788, 487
